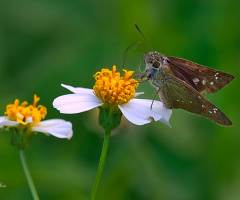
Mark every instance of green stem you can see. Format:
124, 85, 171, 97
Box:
90, 129, 111, 200
19, 149, 39, 200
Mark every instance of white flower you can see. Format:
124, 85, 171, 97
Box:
53, 84, 172, 127
1, 95, 73, 140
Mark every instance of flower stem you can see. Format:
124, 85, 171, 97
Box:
90, 129, 111, 200
19, 149, 39, 200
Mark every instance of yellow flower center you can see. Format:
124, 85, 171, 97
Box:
5, 94, 47, 125
93, 65, 138, 106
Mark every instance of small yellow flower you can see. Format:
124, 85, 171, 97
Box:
1, 95, 73, 149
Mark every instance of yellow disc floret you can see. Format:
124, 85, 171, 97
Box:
5, 94, 47, 125
93, 65, 138, 106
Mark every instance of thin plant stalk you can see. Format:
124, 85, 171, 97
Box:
19, 149, 39, 200
90, 129, 111, 200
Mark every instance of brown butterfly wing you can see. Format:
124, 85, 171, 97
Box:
157, 73, 232, 126
167, 57, 234, 94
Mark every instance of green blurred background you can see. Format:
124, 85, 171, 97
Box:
0, 0, 239, 199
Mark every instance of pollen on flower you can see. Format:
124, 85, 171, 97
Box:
93, 65, 138, 106
5, 94, 47, 125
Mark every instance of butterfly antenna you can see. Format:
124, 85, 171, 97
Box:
122, 41, 142, 70
135, 23, 154, 51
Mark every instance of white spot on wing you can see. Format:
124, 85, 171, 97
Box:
210, 82, 214, 85
193, 78, 200, 84
202, 80, 206, 85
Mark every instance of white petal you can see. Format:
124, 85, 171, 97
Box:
61, 84, 94, 95
135, 92, 144, 97
32, 119, 73, 139
149, 100, 172, 127
53, 93, 103, 114
118, 100, 161, 125
0, 116, 19, 128
26, 116, 33, 124
132, 99, 172, 126
119, 98, 172, 126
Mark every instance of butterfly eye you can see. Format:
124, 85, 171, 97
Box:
152, 61, 160, 68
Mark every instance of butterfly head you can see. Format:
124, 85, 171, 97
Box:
144, 51, 165, 70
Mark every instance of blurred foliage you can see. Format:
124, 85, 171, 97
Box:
0, 0, 239, 199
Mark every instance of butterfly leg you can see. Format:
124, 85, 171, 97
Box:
138, 77, 150, 83
134, 69, 150, 79
150, 87, 161, 109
